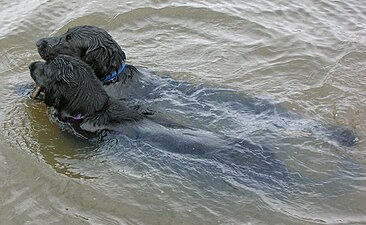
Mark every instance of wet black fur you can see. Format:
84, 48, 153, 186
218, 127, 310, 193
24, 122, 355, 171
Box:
29, 55, 147, 129
36, 25, 153, 101
37, 25, 126, 80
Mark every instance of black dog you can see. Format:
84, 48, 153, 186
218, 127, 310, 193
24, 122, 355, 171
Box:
29, 55, 298, 190
29, 55, 150, 131
37, 25, 125, 81
35, 25, 357, 147
36, 25, 151, 100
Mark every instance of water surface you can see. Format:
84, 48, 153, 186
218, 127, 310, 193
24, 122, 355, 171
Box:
1, 0, 366, 224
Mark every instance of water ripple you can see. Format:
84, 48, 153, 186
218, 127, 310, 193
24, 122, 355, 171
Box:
1, 0, 366, 224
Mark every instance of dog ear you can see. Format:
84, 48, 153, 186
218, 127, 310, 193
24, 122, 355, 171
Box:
44, 84, 63, 110
81, 38, 126, 78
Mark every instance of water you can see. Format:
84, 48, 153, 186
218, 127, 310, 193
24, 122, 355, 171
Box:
1, 0, 366, 224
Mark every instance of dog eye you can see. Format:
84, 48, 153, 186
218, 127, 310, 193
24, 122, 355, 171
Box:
65, 35, 71, 41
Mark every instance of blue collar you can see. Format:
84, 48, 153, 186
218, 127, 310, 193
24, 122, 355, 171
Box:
101, 62, 126, 85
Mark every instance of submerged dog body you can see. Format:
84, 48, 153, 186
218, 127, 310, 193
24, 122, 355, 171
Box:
29, 55, 298, 190
34, 25, 357, 147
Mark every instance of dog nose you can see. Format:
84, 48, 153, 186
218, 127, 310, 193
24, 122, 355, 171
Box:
28, 63, 34, 71
28, 64, 33, 73
36, 39, 47, 48
28, 62, 37, 72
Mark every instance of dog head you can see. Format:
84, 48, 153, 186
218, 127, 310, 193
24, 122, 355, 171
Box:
29, 55, 109, 116
36, 25, 126, 79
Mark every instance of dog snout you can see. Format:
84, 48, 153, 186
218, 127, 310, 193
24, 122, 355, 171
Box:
29, 61, 43, 74
29, 62, 36, 72
36, 39, 47, 48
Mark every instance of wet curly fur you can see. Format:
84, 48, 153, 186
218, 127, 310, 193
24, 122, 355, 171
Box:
36, 25, 152, 100
36, 25, 127, 80
29, 55, 149, 130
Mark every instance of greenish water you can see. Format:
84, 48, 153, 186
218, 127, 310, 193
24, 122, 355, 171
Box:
0, 1, 365, 224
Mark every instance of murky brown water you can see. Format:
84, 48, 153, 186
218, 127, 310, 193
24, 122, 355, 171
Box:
1, 1, 366, 224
